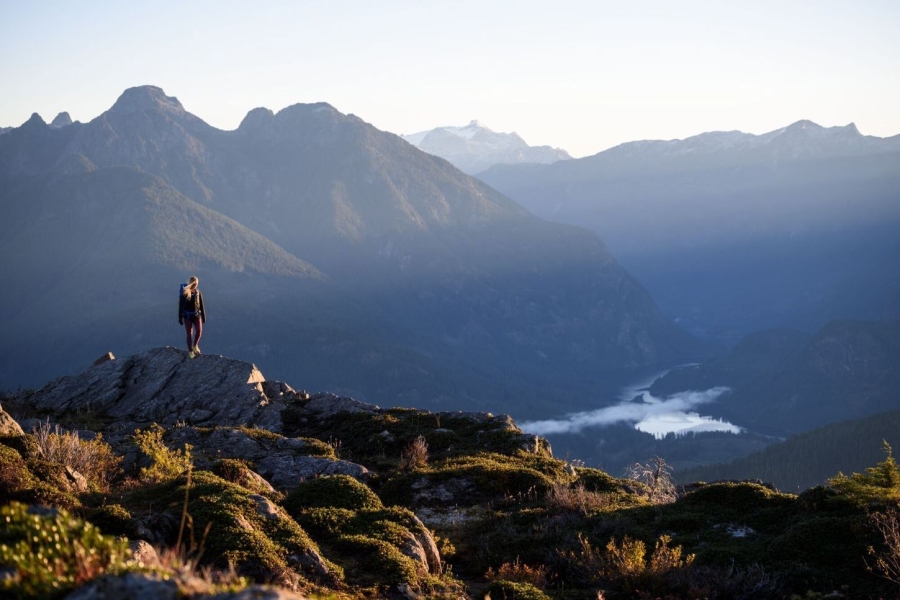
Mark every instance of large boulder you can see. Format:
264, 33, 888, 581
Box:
13, 347, 294, 432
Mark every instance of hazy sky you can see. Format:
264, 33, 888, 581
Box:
2, 0, 899, 157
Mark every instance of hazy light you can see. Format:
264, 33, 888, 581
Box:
2, 1, 899, 156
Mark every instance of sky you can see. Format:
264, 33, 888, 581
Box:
2, 0, 899, 157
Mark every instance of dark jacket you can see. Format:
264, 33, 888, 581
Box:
178, 289, 206, 324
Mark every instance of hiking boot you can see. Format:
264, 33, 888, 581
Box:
188, 351, 195, 359
193, 345, 201, 355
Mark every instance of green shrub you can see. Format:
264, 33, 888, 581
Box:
17, 480, 81, 511
380, 452, 565, 507
829, 442, 900, 504
127, 470, 339, 584
563, 533, 695, 593
32, 421, 122, 491
0, 502, 135, 599
0, 444, 36, 495
211, 459, 279, 498
132, 424, 192, 483
86, 504, 138, 539
283, 475, 383, 513
485, 557, 549, 588
485, 580, 551, 600
332, 534, 420, 585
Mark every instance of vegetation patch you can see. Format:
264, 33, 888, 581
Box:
0, 502, 136, 599
122, 470, 341, 585
132, 424, 192, 484
485, 580, 551, 600
283, 475, 383, 512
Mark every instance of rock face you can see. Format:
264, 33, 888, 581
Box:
17, 347, 291, 432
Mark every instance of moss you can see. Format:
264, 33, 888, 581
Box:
0, 502, 135, 599
124, 470, 341, 584
211, 459, 280, 499
235, 426, 281, 442
332, 534, 420, 586
0, 443, 36, 495
677, 482, 795, 517
0, 453, 82, 510
574, 467, 625, 493
85, 504, 139, 539
485, 580, 551, 600
288, 500, 436, 588
294, 437, 337, 458
284, 475, 383, 513
379, 452, 568, 507
283, 407, 538, 470
0, 434, 36, 457
293, 506, 357, 538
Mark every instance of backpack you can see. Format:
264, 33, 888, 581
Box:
180, 283, 200, 317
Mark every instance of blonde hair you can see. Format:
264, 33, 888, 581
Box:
182, 276, 198, 299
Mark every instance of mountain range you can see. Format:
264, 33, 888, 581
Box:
402, 120, 571, 174
0, 86, 704, 420
478, 120, 900, 345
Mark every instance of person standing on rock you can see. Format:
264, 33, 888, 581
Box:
178, 276, 206, 358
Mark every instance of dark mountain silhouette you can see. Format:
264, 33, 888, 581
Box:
678, 409, 900, 491
0, 86, 707, 418
650, 320, 900, 434
478, 121, 900, 344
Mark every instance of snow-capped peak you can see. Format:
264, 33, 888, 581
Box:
401, 120, 572, 174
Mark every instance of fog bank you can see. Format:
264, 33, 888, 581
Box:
520, 385, 736, 437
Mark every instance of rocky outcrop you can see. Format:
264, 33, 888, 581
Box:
0, 403, 24, 437
15, 347, 294, 432
164, 426, 369, 489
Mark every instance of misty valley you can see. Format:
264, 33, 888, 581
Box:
1, 84, 899, 598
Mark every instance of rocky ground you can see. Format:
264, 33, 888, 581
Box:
1, 347, 897, 599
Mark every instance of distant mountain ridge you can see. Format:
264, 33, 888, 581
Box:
600, 120, 900, 162
0, 85, 705, 419
479, 120, 900, 344
402, 120, 571, 174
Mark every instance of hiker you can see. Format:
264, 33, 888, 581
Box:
178, 276, 206, 358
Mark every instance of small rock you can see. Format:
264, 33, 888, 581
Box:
128, 540, 159, 567
397, 530, 430, 576
249, 494, 281, 521
64, 572, 180, 600
209, 586, 308, 599
92, 352, 115, 366
303, 394, 380, 418
64, 466, 89, 493
396, 582, 423, 600
289, 546, 337, 584
262, 380, 295, 399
